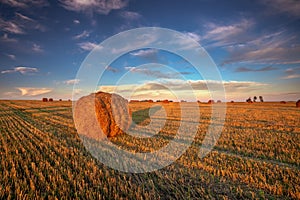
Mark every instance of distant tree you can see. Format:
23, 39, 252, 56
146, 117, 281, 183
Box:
49, 98, 53, 102
253, 96, 257, 102
259, 96, 264, 102
246, 97, 252, 103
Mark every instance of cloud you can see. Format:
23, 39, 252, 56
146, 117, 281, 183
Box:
222, 31, 300, 65
280, 67, 300, 79
63, 79, 80, 85
5, 54, 16, 60
78, 42, 101, 51
130, 49, 157, 57
105, 66, 118, 73
0, 0, 48, 8
73, 30, 90, 40
15, 12, 34, 21
99, 79, 268, 101
262, 0, 300, 17
202, 19, 253, 47
59, 0, 128, 15
32, 43, 43, 53
125, 66, 174, 79
184, 32, 201, 42
73, 19, 80, 24
0, 18, 25, 34
17, 87, 52, 96
1, 66, 38, 75
235, 66, 278, 72
1, 33, 17, 42
119, 11, 141, 20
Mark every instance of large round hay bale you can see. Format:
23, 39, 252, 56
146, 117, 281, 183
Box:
296, 100, 300, 107
74, 92, 131, 138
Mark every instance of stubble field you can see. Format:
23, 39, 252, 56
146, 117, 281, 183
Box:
0, 100, 299, 199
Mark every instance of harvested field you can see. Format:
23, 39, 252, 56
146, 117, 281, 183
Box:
0, 100, 299, 199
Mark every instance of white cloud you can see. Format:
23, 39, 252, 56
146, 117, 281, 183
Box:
78, 41, 102, 51
280, 74, 300, 80
59, 0, 128, 15
120, 11, 141, 20
1, 33, 17, 42
5, 54, 16, 60
262, 0, 300, 17
0, 18, 25, 34
280, 67, 300, 79
73, 19, 80, 24
73, 30, 90, 40
130, 49, 157, 57
32, 43, 43, 53
202, 19, 253, 47
64, 79, 80, 85
98, 79, 268, 101
1, 66, 38, 75
0, 0, 48, 8
185, 32, 201, 42
17, 87, 52, 96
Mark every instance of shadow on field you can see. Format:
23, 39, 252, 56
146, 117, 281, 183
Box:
131, 105, 162, 125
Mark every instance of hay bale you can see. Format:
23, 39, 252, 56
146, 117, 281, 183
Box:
42, 98, 48, 102
230, 101, 234, 103
296, 100, 300, 107
280, 101, 286, 104
162, 99, 169, 103
74, 92, 131, 138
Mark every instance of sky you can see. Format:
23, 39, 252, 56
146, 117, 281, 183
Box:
0, 0, 300, 101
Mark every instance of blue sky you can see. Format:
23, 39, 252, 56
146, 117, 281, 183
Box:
0, 0, 299, 101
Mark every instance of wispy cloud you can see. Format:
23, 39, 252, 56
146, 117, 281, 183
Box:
73, 19, 80, 24
32, 43, 43, 53
5, 53, 16, 60
0, 18, 25, 34
124, 66, 174, 79
59, 0, 128, 15
105, 66, 118, 73
78, 42, 101, 51
280, 67, 300, 79
222, 30, 300, 65
73, 30, 90, 40
130, 49, 157, 57
63, 79, 80, 85
0, 0, 48, 8
235, 66, 278, 72
262, 0, 300, 17
1, 33, 18, 42
202, 19, 253, 47
17, 87, 52, 96
1, 66, 38, 75
184, 32, 201, 42
99, 79, 268, 101
119, 11, 142, 20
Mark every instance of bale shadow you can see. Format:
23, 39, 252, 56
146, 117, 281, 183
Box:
131, 105, 162, 125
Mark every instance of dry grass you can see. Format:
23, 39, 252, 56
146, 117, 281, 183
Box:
0, 100, 299, 199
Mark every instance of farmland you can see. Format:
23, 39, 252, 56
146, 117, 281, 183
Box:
0, 100, 299, 199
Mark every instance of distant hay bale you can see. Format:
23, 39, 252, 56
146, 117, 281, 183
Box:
162, 99, 169, 103
74, 92, 131, 138
230, 101, 234, 103
296, 100, 300, 107
280, 101, 286, 104
42, 98, 48, 102
49, 98, 53, 102
59, 99, 62, 101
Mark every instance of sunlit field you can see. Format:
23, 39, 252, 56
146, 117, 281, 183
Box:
0, 100, 299, 199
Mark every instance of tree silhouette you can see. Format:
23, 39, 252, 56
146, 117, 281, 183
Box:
259, 96, 264, 102
253, 96, 257, 102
